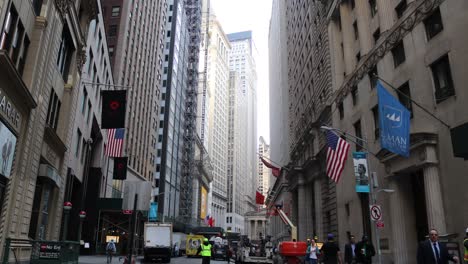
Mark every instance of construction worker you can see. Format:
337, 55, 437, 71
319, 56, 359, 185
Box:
197, 238, 213, 264
464, 227, 468, 264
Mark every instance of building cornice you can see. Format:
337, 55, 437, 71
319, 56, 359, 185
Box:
331, 0, 446, 105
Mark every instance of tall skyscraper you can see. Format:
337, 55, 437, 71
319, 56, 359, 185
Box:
155, 0, 191, 221
257, 137, 271, 198
227, 31, 258, 213
200, 12, 231, 229
101, 0, 166, 183
65, 0, 116, 244
268, 0, 289, 168
226, 71, 247, 233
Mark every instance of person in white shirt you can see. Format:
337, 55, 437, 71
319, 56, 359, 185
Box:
306, 239, 320, 264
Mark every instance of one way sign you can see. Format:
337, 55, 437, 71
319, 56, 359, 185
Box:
370, 204, 382, 221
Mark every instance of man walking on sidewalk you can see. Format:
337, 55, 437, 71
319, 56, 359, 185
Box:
106, 239, 117, 264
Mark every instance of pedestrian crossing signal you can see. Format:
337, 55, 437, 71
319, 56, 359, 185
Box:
102, 90, 126, 129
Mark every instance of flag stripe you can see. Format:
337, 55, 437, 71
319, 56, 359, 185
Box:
105, 128, 124, 157
326, 130, 350, 183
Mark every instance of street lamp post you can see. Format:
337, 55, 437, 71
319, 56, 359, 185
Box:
62, 202, 72, 241
77, 211, 86, 246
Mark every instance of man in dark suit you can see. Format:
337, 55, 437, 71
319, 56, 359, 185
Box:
344, 235, 357, 264
417, 228, 459, 264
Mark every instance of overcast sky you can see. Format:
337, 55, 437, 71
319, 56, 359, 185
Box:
210, 0, 273, 144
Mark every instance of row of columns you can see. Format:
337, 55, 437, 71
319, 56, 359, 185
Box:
296, 174, 324, 241
246, 219, 268, 240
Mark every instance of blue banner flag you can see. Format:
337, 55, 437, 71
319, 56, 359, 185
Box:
149, 202, 158, 222
353, 152, 370, 193
377, 81, 410, 157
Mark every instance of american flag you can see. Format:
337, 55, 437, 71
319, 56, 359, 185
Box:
326, 130, 350, 183
105, 128, 125, 157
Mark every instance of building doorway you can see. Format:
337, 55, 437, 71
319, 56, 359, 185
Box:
410, 170, 428, 243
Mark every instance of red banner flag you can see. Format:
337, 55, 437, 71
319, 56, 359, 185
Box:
255, 191, 265, 205
260, 157, 281, 177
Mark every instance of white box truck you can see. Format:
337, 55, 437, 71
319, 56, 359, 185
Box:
144, 223, 173, 263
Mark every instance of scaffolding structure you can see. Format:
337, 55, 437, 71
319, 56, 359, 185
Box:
179, 0, 203, 223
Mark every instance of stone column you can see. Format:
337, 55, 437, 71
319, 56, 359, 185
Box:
424, 165, 447, 233
376, 0, 395, 31
297, 173, 307, 241
254, 220, 258, 239
314, 179, 324, 240
423, 145, 446, 234
355, 0, 373, 54
389, 179, 410, 264
305, 183, 314, 238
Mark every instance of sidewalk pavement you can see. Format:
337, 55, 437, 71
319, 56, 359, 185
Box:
79, 255, 143, 264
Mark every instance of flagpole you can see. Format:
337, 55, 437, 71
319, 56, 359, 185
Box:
321, 126, 382, 264
256, 152, 283, 168
361, 134, 382, 264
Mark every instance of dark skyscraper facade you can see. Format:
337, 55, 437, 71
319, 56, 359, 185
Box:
101, 0, 166, 182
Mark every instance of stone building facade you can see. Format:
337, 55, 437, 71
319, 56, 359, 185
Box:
0, 0, 96, 261
326, 0, 468, 262
267, 0, 337, 243
201, 13, 231, 230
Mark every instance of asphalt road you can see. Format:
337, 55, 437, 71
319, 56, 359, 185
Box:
79, 255, 230, 264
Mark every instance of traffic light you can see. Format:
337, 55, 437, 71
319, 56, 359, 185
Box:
113, 157, 128, 180
102, 90, 127, 129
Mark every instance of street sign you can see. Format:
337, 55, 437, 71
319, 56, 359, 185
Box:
122, 210, 133, 215
376, 221, 384, 229
370, 204, 382, 221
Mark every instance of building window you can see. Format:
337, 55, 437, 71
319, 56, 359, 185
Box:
81, 87, 88, 114
338, 102, 344, 119
75, 129, 82, 157
395, 0, 407, 19
353, 21, 358, 40
111, 6, 120, 17
351, 85, 358, 105
86, 101, 92, 124
108, 46, 114, 58
80, 138, 86, 163
108, 25, 117, 37
57, 26, 74, 82
32, 0, 45, 16
354, 120, 363, 151
350, 0, 355, 9
431, 55, 454, 103
369, 0, 377, 17
356, 52, 361, 62
372, 106, 380, 139
391, 41, 406, 67
1, 5, 30, 76
424, 8, 443, 40
373, 28, 380, 44
397, 82, 413, 118
46, 90, 61, 131
369, 66, 378, 89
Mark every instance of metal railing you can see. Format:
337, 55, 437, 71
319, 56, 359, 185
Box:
2, 238, 79, 264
